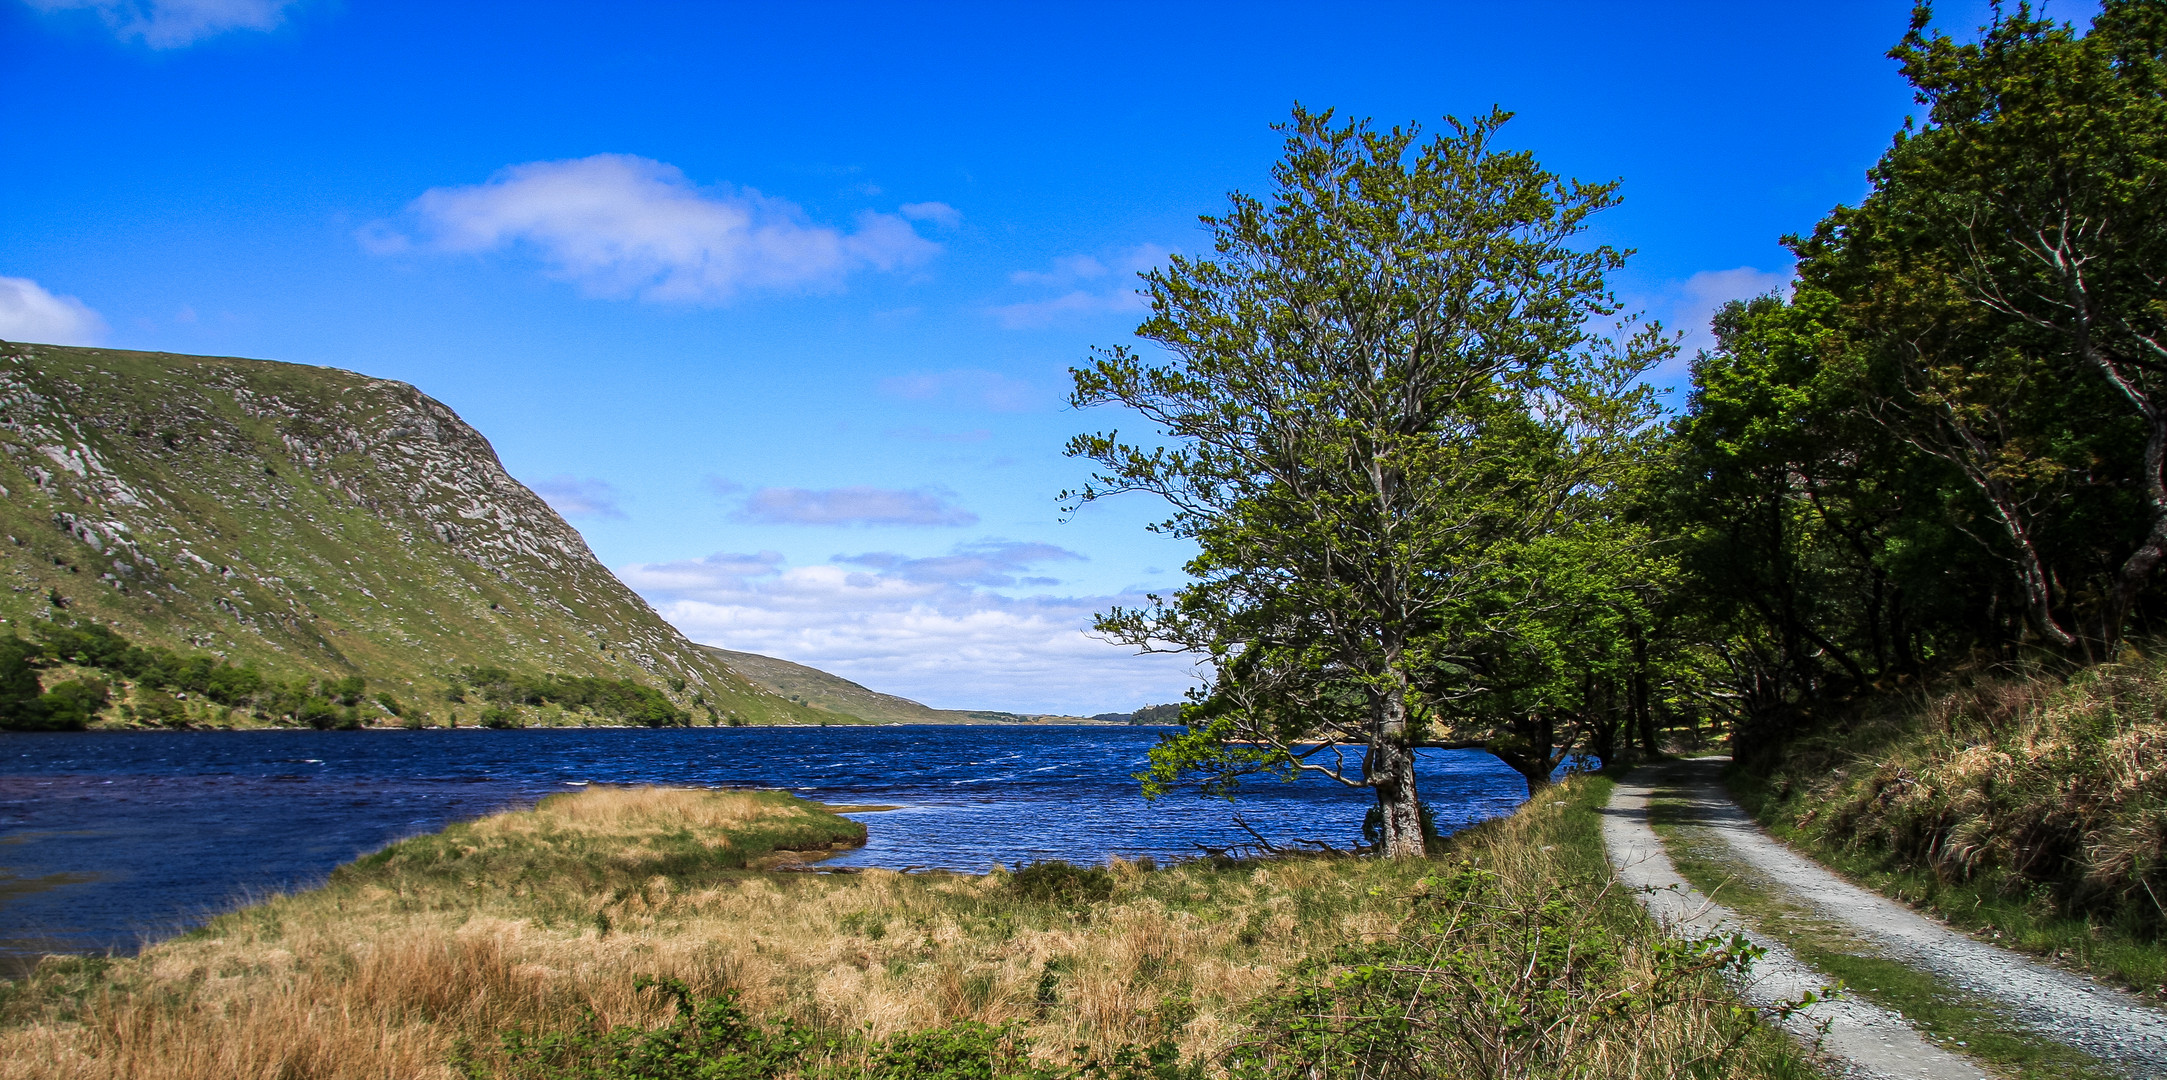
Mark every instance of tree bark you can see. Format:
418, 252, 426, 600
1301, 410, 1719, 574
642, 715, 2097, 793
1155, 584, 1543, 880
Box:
1490, 711, 1559, 794
1632, 628, 1655, 758
1370, 677, 1426, 859
2101, 359, 2167, 645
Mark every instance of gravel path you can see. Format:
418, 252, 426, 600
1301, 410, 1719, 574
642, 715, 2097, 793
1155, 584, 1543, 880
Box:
1603, 770, 1989, 1080
1657, 757, 2167, 1074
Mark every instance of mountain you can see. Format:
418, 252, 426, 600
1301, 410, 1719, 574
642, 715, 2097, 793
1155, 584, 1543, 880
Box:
699, 646, 1093, 725
0, 340, 828, 726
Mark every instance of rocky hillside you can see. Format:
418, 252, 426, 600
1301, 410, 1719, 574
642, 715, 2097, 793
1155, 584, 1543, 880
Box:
0, 340, 824, 725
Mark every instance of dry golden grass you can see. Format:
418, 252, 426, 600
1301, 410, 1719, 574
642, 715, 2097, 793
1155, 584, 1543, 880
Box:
0, 780, 1809, 1080
1756, 656, 2167, 916
1736, 654, 2167, 996
0, 786, 1419, 1079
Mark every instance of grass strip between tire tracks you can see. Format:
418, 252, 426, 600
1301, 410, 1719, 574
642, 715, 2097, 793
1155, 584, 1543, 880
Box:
1647, 784, 2124, 1080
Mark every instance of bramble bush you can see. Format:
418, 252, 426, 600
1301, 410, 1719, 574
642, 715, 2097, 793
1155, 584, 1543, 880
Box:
1228, 860, 1781, 1080
454, 977, 1201, 1080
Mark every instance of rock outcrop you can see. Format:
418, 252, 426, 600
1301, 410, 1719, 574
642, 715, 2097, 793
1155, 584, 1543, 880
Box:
0, 340, 819, 724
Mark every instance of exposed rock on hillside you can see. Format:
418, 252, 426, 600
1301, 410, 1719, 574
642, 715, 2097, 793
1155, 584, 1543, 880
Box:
0, 341, 821, 724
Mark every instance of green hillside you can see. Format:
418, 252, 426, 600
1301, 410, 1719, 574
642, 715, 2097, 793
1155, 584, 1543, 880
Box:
699, 645, 1085, 724
0, 340, 828, 727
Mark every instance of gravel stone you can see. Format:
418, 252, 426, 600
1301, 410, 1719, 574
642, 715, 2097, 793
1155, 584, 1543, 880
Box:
1657, 757, 2167, 1076
1605, 768, 1992, 1080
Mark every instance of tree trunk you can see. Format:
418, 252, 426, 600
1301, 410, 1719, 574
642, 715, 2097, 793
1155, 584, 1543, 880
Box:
1490, 711, 1558, 794
1631, 629, 1655, 758
1585, 672, 1619, 769
2106, 395, 2167, 645
1370, 679, 1426, 859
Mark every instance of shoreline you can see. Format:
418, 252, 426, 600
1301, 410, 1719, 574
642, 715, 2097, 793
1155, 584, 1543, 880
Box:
14, 718, 1155, 735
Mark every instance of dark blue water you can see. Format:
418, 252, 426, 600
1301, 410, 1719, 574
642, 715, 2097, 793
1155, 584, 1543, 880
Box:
0, 726, 1528, 969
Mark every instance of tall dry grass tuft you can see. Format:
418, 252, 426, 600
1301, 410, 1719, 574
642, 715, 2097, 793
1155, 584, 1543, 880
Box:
0, 780, 1807, 1080
1744, 652, 2167, 938
1226, 775, 1809, 1080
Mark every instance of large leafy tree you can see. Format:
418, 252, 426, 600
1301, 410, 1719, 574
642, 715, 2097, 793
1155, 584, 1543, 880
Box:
1066, 108, 1668, 858
1799, 0, 2167, 650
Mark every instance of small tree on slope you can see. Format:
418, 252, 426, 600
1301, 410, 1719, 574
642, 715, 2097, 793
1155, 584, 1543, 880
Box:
1065, 107, 1669, 858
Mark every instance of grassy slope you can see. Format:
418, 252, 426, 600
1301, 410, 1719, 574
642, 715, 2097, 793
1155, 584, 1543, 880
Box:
699, 646, 1078, 725
1730, 657, 2167, 1000
0, 341, 827, 726
1647, 779, 2121, 1080
0, 778, 1815, 1080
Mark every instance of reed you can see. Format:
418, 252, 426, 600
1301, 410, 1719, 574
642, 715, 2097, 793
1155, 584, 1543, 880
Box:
0, 781, 1809, 1079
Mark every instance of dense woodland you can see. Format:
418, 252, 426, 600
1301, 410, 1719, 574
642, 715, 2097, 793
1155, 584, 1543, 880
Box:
0, 619, 694, 731
1078, 2, 2167, 856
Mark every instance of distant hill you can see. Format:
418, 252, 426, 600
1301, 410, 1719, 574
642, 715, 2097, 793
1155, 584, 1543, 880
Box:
0, 341, 826, 726
699, 646, 1096, 725
1087, 703, 1186, 725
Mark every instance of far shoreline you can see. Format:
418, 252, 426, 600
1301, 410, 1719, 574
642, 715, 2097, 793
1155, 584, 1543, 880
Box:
4, 718, 1161, 735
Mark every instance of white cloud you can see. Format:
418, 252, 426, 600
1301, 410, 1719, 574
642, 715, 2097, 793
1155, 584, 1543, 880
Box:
884, 426, 992, 443
1649, 265, 1795, 370
879, 368, 1042, 412
528, 475, 625, 520
364, 154, 941, 303
25, 0, 298, 47
735, 485, 977, 527
991, 243, 1167, 329
898, 201, 962, 228
988, 289, 1148, 329
836, 541, 1083, 587
619, 542, 1203, 713
0, 276, 106, 346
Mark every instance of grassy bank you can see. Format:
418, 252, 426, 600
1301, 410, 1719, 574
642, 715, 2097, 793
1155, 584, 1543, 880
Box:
1731, 655, 2167, 999
1647, 779, 2122, 1080
0, 780, 1814, 1079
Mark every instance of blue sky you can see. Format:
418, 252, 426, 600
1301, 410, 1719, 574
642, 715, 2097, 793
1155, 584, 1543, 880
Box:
0, 0, 2046, 713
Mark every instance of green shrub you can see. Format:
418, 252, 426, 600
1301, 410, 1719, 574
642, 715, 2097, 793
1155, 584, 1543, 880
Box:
296, 697, 342, 729
477, 705, 523, 729
453, 978, 1198, 1080
1008, 861, 1115, 905
35, 678, 109, 729
455, 978, 808, 1080
326, 675, 366, 706
456, 665, 688, 726
1229, 861, 1779, 1079
130, 689, 189, 727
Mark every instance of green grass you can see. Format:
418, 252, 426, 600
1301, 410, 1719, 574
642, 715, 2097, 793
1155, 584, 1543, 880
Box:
1729, 766, 2167, 1001
1647, 783, 2123, 1080
0, 341, 829, 728
1, 777, 1824, 1080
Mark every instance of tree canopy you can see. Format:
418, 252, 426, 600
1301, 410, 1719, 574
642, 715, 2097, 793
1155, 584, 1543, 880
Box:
1072, 3, 2167, 850
1067, 106, 1669, 857
1665, 0, 2167, 744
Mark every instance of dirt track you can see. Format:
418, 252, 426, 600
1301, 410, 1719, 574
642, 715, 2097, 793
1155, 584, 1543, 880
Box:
1603, 768, 1987, 1079
1651, 757, 2167, 1074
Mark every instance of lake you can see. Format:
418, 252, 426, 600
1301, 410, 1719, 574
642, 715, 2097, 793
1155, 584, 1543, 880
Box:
0, 725, 1530, 972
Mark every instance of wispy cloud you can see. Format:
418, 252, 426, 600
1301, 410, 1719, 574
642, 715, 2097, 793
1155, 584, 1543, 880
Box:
898, 201, 962, 228
836, 541, 1083, 587
990, 243, 1168, 329
619, 542, 1200, 713
360, 154, 940, 303
884, 425, 992, 443
734, 485, 977, 527
25, 0, 300, 47
1641, 265, 1796, 375
0, 276, 105, 346
527, 475, 626, 520
879, 368, 1041, 412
